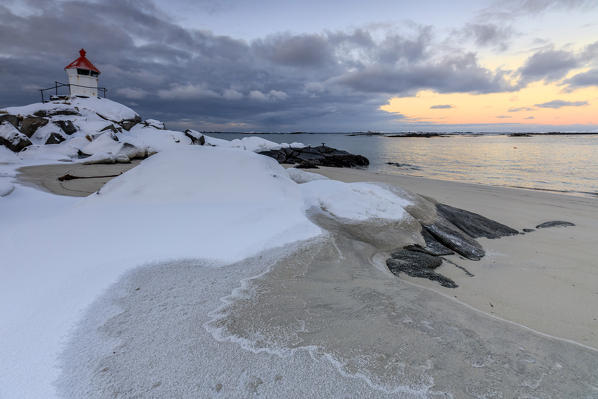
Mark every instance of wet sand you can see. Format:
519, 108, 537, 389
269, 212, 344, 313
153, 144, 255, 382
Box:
314, 166, 598, 349
16, 161, 139, 197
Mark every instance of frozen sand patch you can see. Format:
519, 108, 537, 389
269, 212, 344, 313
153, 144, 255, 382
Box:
206, 234, 598, 397
57, 241, 426, 399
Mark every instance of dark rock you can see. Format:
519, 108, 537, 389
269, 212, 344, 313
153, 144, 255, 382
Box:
522, 228, 535, 233
120, 117, 141, 131
77, 150, 91, 159
0, 122, 32, 152
53, 120, 77, 135
535, 221, 575, 229
436, 203, 519, 239
509, 133, 533, 137
296, 160, 319, 169
33, 110, 47, 117
45, 132, 66, 145
20, 117, 49, 137
48, 109, 79, 116
424, 220, 485, 261
0, 114, 21, 129
259, 145, 369, 168
386, 250, 457, 288
100, 124, 120, 134
184, 129, 204, 145
404, 228, 454, 256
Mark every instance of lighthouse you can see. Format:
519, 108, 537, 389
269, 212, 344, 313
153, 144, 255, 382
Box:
64, 49, 101, 98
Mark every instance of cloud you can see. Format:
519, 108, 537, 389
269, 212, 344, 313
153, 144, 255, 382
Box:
535, 99, 589, 108
508, 106, 534, 112
430, 104, 453, 109
116, 87, 149, 99
564, 68, 598, 89
518, 48, 579, 84
459, 23, 514, 50
0, 0, 582, 132
496, 115, 512, 118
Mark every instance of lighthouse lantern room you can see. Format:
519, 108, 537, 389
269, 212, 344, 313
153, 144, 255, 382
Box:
64, 49, 101, 97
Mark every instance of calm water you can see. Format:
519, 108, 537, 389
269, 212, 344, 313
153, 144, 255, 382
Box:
212, 133, 598, 198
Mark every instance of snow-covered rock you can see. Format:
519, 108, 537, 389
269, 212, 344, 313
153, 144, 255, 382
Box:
0, 122, 32, 152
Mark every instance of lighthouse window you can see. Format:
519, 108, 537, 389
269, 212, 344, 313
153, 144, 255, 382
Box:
76, 68, 90, 76
90, 71, 99, 77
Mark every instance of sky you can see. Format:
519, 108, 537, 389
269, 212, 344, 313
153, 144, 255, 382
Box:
1, 0, 598, 132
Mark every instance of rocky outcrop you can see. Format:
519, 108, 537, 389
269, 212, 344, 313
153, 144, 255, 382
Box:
20, 116, 49, 137
120, 115, 142, 131
45, 132, 66, 145
184, 129, 205, 145
53, 120, 77, 135
535, 221, 575, 229
387, 249, 457, 288
435, 203, 519, 239
0, 122, 32, 152
259, 145, 369, 168
404, 228, 454, 256
0, 114, 20, 129
424, 220, 486, 261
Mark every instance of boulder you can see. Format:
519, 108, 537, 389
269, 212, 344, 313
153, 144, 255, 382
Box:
119, 115, 142, 131
0, 114, 21, 129
386, 250, 457, 288
100, 124, 121, 134
0, 122, 32, 152
435, 203, 519, 239
184, 129, 205, 145
536, 221, 575, 229
20, 116, 48, 137
424, 219, 485, 260
259, 145, 369, 168
404, 228, 454, 256
53, 120, 77, 135
45, 132, 66, 145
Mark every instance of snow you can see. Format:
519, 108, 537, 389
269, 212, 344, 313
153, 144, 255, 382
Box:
0, 181, 14, 197
0, 145, 20, 163
301, 179, 411, 221
286, 167, 330, 184
0, 146, 322, 399
70, 97, 138, 122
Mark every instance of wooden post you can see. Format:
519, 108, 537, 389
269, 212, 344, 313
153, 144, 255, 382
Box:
55, 81, 58, 96
40, 89, 44, 103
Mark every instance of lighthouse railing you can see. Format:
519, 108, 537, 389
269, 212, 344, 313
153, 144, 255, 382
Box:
40, 81, 107, 103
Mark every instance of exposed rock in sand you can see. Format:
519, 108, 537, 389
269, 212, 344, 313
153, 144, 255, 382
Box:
536, 221, 575, 229
436, 203, 519, 239
404, 228, 454, 256
424, 219, 486, 260
387, 249, 457, 288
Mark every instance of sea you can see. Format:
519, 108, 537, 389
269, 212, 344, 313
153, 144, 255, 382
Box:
212, 132, 598, 198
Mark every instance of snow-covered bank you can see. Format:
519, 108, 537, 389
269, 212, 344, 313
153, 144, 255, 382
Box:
0, 143, 415, 398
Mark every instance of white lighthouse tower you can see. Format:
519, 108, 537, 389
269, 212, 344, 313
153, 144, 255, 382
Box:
64, 49, 101, 97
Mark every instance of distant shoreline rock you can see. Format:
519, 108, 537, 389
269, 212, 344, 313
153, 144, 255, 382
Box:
259, 145, 369, 168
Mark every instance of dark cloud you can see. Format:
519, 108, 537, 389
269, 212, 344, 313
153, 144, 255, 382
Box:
430, 104, 453, 109
518, 49, 579, 84
459, 23, 514, 50
564, 68, 598, 89
535, 100, 589, 108
0, 0, 535, 131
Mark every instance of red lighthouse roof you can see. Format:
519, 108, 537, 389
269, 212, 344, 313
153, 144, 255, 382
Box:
64, 49, 100, 74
